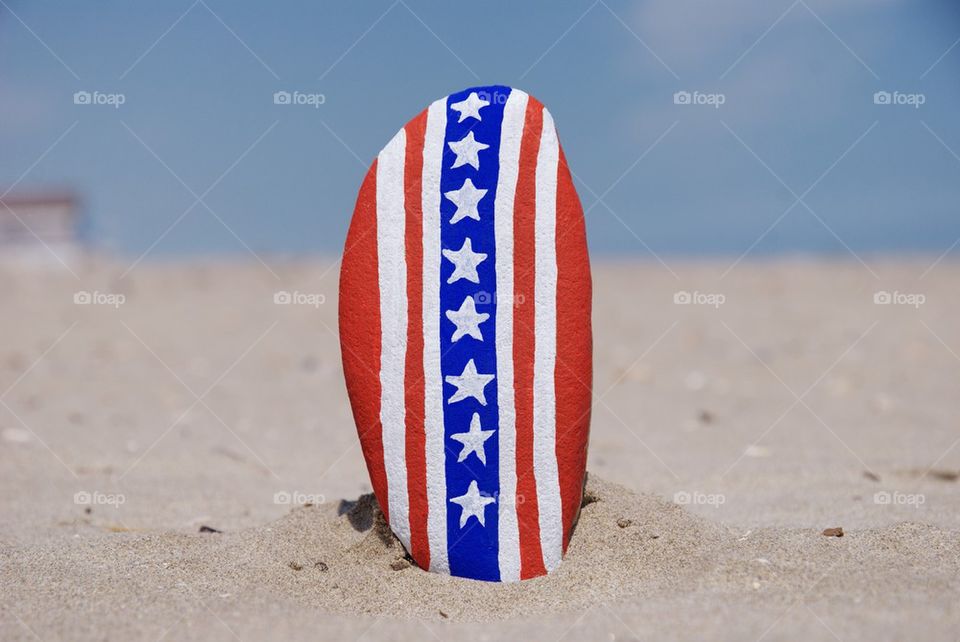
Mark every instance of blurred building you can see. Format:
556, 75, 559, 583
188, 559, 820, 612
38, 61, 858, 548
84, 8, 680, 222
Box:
0, 191, 82, 262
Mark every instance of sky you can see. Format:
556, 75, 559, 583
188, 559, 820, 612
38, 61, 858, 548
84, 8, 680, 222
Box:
1, 0, 958, 259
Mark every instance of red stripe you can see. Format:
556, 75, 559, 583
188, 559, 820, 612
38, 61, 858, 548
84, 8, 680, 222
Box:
554, 146, 592, 553
513, 98, 547, 580
403, 111, 430, 570
339, 160, 388, 520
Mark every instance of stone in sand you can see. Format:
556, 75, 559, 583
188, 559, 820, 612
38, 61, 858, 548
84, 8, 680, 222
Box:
339, 85, 592, 582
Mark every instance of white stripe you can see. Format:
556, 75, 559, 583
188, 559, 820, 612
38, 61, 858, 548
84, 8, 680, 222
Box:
377, 127, 410, 551
533, 107, 563, 572
422, 99, 449, 574
494, 89, 528, 582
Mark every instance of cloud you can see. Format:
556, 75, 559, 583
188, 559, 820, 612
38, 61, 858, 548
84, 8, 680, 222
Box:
628, 0, 900, 73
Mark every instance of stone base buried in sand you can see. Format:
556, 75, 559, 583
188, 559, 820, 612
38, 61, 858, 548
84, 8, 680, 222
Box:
2, 475, 959, 639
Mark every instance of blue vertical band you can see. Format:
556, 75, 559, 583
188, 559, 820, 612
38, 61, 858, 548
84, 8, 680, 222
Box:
439, 85, 511, 581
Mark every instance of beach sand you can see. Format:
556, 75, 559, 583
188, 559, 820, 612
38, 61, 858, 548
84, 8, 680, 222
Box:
1, 258, 958, 640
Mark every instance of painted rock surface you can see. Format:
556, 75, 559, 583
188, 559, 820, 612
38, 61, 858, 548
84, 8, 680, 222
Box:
339, 85, 592, 582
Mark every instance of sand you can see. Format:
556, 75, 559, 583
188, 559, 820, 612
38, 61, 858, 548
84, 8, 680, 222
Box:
1, 257, 959, 640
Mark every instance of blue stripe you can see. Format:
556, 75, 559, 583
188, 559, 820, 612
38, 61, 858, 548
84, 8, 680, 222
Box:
440, 85, 511, 581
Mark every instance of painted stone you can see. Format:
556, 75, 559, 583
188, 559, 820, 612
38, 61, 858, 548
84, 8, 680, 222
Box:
339, 85, 592, 582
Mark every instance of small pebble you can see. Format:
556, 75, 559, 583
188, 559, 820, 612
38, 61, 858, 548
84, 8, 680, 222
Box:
929, 469, 959, 482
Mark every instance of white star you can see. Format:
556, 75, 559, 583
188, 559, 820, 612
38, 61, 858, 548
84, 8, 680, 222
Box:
444, 358, 495, 405
445, 295, 490, 342
442, 238, 487, 285
450, 412, 495, 465
448, 131, 489, 170
450, 92, 490, 123
444, 178, 488, 224
449, 480, 496, 528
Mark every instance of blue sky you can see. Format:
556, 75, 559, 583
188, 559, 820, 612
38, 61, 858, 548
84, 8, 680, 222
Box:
1, 0, 958, 258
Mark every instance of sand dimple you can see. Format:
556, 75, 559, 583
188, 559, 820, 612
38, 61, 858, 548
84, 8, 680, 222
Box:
194, 475, 729, 620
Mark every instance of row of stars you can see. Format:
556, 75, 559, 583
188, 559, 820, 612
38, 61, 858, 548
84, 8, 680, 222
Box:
445, 92, 499, 529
